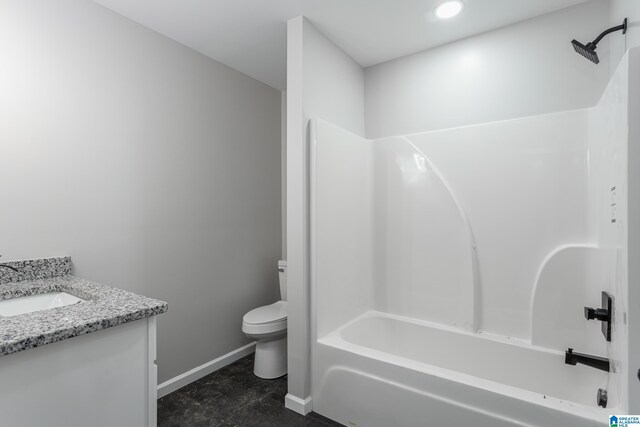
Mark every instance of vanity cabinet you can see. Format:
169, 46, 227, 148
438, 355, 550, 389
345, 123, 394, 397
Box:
0, 317, 158, 427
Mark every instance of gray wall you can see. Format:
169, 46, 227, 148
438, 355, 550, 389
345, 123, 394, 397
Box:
364, 0, 611, 138
0, 0, 282, 383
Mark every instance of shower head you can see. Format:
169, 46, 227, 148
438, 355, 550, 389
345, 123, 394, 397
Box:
572, 18, 627, 64
571, 40, 599, 64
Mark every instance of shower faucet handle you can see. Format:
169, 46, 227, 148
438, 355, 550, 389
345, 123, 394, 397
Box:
584, 306, 609, 321
584, 291, 613, 342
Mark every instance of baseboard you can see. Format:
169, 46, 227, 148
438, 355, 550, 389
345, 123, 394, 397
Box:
157, 342, 256, 399
285, 393, 313, 415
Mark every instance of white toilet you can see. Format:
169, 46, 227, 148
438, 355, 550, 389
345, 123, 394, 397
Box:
242, 260, 287, 379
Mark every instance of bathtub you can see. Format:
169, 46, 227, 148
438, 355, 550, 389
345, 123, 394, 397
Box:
312, 312, 611, 427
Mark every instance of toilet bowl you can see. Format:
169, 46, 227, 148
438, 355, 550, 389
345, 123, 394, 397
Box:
242, 260, 287, 379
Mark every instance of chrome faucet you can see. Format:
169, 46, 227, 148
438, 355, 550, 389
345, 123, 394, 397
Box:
0, 255, 18, 273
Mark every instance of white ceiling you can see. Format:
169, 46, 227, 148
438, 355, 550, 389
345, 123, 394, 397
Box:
91, 0, 592, 90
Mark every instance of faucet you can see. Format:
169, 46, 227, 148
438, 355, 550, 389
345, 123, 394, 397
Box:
0, 255, 18, 273
584, 291, 613, 342
565, 348, 610, 372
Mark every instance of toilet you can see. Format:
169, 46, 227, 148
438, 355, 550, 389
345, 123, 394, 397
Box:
242, 260, 287, 379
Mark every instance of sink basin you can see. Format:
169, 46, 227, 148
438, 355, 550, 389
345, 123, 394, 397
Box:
0, 292, 85, 317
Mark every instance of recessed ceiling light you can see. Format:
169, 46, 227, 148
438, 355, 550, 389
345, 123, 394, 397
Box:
435, 1, 464, 19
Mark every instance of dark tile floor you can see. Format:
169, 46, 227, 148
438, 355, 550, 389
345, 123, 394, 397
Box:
158, 354, 342, 427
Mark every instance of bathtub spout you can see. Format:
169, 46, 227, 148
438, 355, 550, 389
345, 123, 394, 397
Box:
565, 348, 610, 372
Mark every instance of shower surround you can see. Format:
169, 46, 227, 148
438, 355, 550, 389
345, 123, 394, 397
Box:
309, 50, 638, 426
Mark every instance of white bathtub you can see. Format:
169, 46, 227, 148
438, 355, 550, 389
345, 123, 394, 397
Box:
312, 312, 612, 427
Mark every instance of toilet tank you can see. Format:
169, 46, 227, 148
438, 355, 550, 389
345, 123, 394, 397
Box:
278, 260, 287, 301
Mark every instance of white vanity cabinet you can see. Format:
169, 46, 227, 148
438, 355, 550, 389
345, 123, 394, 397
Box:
0, 317, 159, 427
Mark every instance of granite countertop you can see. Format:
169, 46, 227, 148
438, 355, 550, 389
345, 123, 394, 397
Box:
0, 257, 168, 356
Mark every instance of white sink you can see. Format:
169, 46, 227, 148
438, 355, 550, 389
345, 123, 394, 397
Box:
0, 292, 85, 317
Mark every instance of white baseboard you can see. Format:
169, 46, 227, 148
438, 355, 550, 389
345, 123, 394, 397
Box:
285, 393, 313, 415
157, 342, 256, 399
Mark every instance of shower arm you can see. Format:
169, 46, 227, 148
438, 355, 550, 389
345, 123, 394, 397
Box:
589, 18, 628, 48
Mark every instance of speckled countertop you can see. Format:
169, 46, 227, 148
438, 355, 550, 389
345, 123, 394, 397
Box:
0, 257, 168, 356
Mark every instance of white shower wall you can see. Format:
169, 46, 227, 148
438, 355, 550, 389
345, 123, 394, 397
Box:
585, 50, 633, 411
372, 136, 479, 332
311, 49, 640, 417
314, 111, 590, 340
311, 122, 373, 338
402, 111, 589, 338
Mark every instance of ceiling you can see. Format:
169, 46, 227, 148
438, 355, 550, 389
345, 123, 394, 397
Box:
91, 0, 592, 90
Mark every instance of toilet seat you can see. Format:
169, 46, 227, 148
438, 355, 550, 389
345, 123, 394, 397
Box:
242, 301, 287, 335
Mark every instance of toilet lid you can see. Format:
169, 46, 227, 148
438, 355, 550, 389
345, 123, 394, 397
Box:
243, 301, 287, 325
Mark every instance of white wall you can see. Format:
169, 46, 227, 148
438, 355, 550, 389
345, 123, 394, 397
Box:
610, 0, 640, 74
286, 16, 365, 410
0, 0, 282, 384
365, 0, 610, 138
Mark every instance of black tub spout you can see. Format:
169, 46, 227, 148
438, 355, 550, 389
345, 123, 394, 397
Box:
565, 348, 610, 372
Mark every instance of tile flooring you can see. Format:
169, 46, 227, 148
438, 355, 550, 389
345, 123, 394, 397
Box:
157, 354, 341, 426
